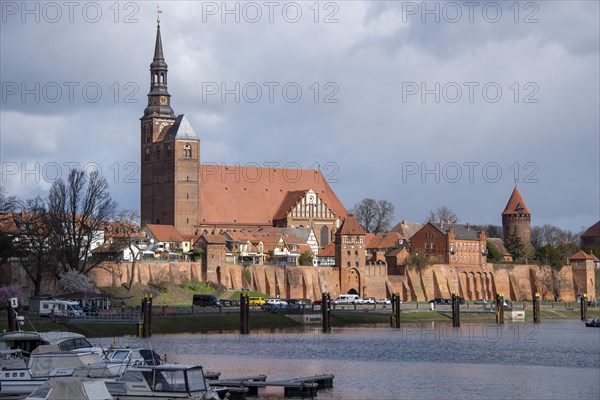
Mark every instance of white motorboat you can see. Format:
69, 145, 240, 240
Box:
0, 331, 102, 356
105, 364, 221, 400
0, 350, 126, 399
25, 377, 112, 400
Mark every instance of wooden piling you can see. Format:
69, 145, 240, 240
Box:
6, 301, 17, 332
533, 292, 540, 324
321, 293, 331, 333
240, 294, 250, 335
393, 293, 401, 328
581, 293, 588, 320
496, 293, 505, 324
452, 293, 460, 328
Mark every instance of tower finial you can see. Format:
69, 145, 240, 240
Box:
157, 4, 162, 26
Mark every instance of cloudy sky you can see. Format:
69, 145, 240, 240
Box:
1, 1, 598, 233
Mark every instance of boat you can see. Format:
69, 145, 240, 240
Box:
584, 319, 600, 327
104, 364, 222, 400
0, 331, 102, 356
0, 348, 127, 399
25, 377, 112, 400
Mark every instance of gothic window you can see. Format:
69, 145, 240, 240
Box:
347, 262, 350, 267
184, 144, 192, 158
320, 225, 329, 247
156, 146, 160, 160
355, 250, 358, 256
166, 144, 172, 158
145, 148, 150, 161
347, 250, 350, 256
355, 262, 359, 267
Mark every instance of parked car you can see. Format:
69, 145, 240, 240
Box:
82, 305, 99, 316
429, 298, 450, 305
334, 294, 361, 304
193, 294, 221, 308
261, 301, 288, 312
362, 297, 376, 304
377, 298, 392, 304
220, 300, 231, 307
474, 299, 488, 305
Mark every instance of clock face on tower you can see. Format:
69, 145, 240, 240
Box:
160, 96, 168, 104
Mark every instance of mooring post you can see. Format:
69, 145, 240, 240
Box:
148, 294, 153, 337
452, 293, 461, 328
394, 293, 401, 328
321, 293, 331, 333
6, 301, 17, 332
390, 294, 395, 327
533, 292, 540, 324
496, 293, 505, 325
581, 293, 588, 320
240, 294, 249, 335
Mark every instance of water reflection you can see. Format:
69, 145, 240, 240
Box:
98, 320, 600, 399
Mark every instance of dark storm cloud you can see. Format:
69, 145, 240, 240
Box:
1, 1, 598, 232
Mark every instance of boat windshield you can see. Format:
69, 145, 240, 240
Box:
154, 369, 188, 392
187, 368, 208, 391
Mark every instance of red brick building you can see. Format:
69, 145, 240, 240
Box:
502, 186, 531, 246
410, 222, 487, 267
139, 25, 347, 242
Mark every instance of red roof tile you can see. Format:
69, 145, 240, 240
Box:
502, 186, 531, 215
199, 165, 347, 226
318, 242, 335, 257
582, 221, 600, 238
336, 214, 366, 236
145, 224, 184, 242
366, 232, 405, 249
569, 250, 599, 261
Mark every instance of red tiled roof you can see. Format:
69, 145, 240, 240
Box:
200, 234, 226, 244
199, 165, 347, 226
502, 186, 531, 215
228, 231, 257, 242
569, 250, 599, 261
336, 214, 366, 236
581, 221, 600, 238
145, 224, 184, 242
390, 220, 423, 240
318, 242, 335, 257
366, 232, 405, 249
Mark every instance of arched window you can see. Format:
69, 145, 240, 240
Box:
183, 144, 192, 158
145, 148, 150, 161
320, 226, 329, 247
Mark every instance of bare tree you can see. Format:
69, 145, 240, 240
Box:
12, 197, 56, 296
112, 209, 142, 290
352, 198, 395, 233
0, 187, 18, 262
47, 169, 117, 275
537, 268, 569, 301
426, 206, 458, 224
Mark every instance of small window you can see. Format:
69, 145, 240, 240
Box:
184, 144, 192, 158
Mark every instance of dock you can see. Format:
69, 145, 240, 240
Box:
208, 373, 334, 399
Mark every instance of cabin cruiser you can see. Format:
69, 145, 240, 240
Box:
0, 331, 102, 356
25, 377, 112, 400
104, 364, 222, 400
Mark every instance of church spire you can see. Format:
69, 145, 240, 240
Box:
142, 18, 175, 120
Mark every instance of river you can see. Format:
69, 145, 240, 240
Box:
97, 319, 600, 399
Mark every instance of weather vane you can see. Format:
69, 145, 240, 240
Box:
157, 4, 162, 25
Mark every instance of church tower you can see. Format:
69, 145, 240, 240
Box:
140, 22, 200, 234
335, 214, 366, 297
502, 186, 531, 246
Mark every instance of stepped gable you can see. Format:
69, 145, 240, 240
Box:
336, 213, 366, 236
502, 186, 531, 215
198, 165, 347, 226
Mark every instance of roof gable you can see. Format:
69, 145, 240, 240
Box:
144, 224, 184, 242
166, 114, 199, 141
336, 214, 366, 236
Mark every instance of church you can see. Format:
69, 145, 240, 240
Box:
139, 23, 347, 248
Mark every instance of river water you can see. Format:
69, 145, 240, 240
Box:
98, 320, 599, 399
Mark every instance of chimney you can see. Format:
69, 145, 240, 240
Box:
466, 223, 470, 230
440, 221, 443, 228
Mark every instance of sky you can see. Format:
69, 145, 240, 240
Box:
1, 0, 598, 233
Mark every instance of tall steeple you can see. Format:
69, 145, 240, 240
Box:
142, 20, 175, 120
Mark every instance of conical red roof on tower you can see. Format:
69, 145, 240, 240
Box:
502, 186, 531, 215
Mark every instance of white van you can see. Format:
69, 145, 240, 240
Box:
39, 300, 84, 318
333, 294, 361, 304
